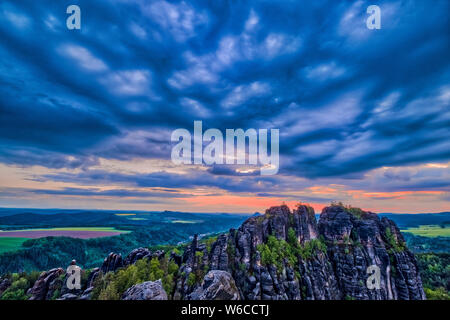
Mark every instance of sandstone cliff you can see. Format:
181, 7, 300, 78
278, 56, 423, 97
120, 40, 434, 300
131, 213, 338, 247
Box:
173, 204, 425, 300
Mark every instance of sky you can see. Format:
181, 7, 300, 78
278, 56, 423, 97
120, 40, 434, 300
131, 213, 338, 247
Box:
0, 0, 449, 214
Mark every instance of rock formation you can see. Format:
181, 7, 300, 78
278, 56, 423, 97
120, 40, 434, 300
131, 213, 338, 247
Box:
28, 268, 64, 300
124, 247, 152, 266
173, 204, 425, 300
0, 277, 11, 296
188, 270, 240, 300
101, 252, 123, 273
121, 280, 168, 300
20, 204, 425, 300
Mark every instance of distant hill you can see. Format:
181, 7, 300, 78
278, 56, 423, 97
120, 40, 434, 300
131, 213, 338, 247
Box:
0, 208, 448, 229
379, 212, 450, 228
0, 209, 250, 229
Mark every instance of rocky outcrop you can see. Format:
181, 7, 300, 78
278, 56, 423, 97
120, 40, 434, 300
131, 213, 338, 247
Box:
30, 247, 166, 301
318, 205, 425, 300
58, 293, 79, 300
22, 204, 425, 301
170, 251, 183, 266
0, 277, 11, 296
173, 204, 425, 300
121, 280, 168, 300
79, 286, 94, 300
101, 252, 123, 273
188, 270, 240, 300
124, 248, 152, 265
28, 268, 64, 300
86, 267, 100, 289
123, 247, 166, 266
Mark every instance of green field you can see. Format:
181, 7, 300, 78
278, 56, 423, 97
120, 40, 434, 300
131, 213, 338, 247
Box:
171, 220, 201, 224
0, 237, 29, 254
401, 225, 450, 238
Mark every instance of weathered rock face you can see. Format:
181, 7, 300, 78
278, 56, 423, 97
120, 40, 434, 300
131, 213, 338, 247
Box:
28, 268, 64, 300
121, 280, 168, 300
188, 270, 240, 300
124, 248, 152, 266
174, 205, 425, 300
86, 267, 100, 289
124, 247, 166, 266
79, 252, 124, 296
58, 293, 79, 300
318, 205, 425, 300
101, 252, 123, 273
79, 286, 94, 300
0, 277, 11, 296
42, 247, 164, 301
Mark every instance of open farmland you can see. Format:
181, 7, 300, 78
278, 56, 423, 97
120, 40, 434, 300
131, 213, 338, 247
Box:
0, 227, 129, 240
401, 225, 450, 238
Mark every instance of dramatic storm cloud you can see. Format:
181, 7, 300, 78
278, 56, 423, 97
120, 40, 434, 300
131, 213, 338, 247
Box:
0, 0, 448, 213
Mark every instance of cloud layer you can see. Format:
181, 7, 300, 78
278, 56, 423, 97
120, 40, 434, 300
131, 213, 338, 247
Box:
0, 0, 448, 212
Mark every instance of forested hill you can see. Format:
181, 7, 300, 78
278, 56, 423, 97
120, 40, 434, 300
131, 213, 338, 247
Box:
0, 210, 249, 274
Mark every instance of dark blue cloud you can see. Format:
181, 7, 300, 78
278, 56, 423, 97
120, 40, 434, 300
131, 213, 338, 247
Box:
0, 187, 194, 198
0, 0, 448, 188
36, 168, 280, 193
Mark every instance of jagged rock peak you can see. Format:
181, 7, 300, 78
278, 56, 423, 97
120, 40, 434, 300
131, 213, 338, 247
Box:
101, 252, 123, 273
173, 203, 425, 300
124, 247, 152, 266
28, 268, 64, 300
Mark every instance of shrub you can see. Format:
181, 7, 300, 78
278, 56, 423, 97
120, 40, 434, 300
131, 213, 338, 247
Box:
424, 287, 450, 300
92, 256, 179, 300
330, 202, 368, 219
385, 227, 406, 253
256, 230, 327, 273
186, 273, 196, 287
0, 277, 30, 300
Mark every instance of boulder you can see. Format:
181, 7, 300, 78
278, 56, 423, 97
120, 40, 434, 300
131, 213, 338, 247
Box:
0, 277, 11, 296
188, 270, 240, 300
121, 280, 168, 300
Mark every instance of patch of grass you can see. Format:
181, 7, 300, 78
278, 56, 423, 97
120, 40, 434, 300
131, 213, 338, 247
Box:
171, 220, 200, 224
424, 287, 450, 300
186, 272, 196, 286
330, 202, 368, 219
202, 236, 217, 254
257, 229, 327, 273
385, 227, 406, 253
0, 237, 29, 254
401, 225, 450, 238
